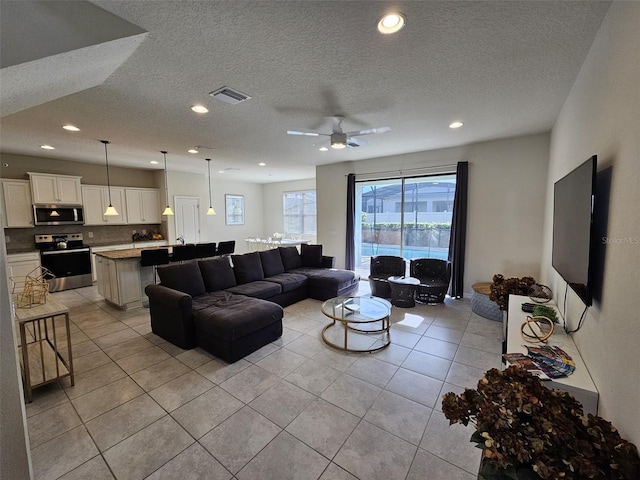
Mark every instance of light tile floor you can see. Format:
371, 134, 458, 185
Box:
23, 281, 504, 479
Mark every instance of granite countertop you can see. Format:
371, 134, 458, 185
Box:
94, 245, 173, 260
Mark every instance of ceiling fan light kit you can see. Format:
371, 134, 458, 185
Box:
287, 115, 390, 151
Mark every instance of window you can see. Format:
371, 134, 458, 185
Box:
356, 174, 456, 265
283, 190, 316, 235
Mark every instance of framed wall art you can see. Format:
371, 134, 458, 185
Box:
225, 194, 244, 225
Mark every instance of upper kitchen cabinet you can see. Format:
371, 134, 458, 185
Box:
125, 188, 161, 224
1, 179, 34, 228
82, 185, 128, 225
28, 173, 82, 205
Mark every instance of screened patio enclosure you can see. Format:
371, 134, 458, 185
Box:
355, 174, 456, 273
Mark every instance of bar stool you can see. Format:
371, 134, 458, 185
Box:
216, 240, 235, 256
171, 244, 196, 263
195, 242, 217, 259
140, 249, 170, 284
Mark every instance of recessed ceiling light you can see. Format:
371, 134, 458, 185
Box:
191, 105, 209, 113
449, 121, 464, 129
377, 13, 406, 34
188, 148, 199, 154
318, 146, 329, 152
62, 125, 80, 132
150, 160, 159, 165
40, 145, 55, 150
258, 162, 266, 166
218, 170, 224, 174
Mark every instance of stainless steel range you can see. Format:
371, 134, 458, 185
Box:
35, 233, 92, 292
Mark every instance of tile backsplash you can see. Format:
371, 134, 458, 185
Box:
5, 223, 167, 253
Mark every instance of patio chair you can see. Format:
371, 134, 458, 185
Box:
410, 258, 451, 303
369, 255, 406, 298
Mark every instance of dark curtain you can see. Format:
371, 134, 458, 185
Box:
448, 162, 468, 298
345, 173, 356, 270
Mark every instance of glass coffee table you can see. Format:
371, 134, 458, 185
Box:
321, 296, 391, 353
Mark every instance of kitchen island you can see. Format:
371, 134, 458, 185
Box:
94, 246, 171, 310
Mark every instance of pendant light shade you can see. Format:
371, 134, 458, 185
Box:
101, 140, 119, 216
206, 158, 216, 215
161, 150, 174, 216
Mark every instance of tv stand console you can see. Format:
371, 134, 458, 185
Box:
505, 295, 598, 415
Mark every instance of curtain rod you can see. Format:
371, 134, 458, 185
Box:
346, 163, 458, 179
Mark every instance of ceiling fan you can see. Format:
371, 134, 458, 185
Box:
287, 116, 390, 149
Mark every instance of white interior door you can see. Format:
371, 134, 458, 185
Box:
174, 196, 200, 244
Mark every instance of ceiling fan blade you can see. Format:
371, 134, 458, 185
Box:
344, 126, 391, 136
347, 136, 370, 147
286, 130, 323, 137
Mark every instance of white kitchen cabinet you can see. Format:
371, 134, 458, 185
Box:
91, 244, 133, 282
95, 254, 142, 309
82, 185, 128, 225
125, 188, 161, 224
28, 173, 82, 205
7, 252, 41, 292
2, 179, 34, 227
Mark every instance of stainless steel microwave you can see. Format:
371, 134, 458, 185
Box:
33, 205, 84, 225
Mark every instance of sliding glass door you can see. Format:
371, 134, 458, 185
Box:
355, 174, 456, 273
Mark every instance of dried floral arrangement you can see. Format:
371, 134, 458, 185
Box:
489, 274, 536, 310
442, 366, 640, 480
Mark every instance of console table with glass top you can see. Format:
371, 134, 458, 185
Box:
13, 296, 74, 402
320, 296, 392, 353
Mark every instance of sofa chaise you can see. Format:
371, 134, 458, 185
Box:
145, 245, 360, 362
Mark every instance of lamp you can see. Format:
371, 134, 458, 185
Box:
161, 150, 174, 216
205, 158, 216, 215
101, 140, 119, 216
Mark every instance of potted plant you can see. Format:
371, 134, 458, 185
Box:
442, 366, 640, 480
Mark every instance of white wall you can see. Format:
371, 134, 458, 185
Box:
540, 1, 639, 443
262, 178, 316, 240
0, 203, 32, 478
165, 171, 264, 254
317, 133, 550, 296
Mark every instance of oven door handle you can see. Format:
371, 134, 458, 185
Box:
41, 248, 91, 255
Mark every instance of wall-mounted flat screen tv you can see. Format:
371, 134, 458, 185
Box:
552, 155, 597, 306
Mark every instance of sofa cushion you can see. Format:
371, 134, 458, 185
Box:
290, 267, 359, 292
232, 252, 264, 284
198, 257, 236, 292
226, 280, 282, 299
191, 291, 236, 313
262, 273, 308, 293
259, 249, 285, 277
194, 296, 283, 341
300, 244, 323, 268
279, 246, 302, 271
157, 262, 206, 297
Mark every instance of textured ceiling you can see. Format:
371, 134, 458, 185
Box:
0, 1, 610, 183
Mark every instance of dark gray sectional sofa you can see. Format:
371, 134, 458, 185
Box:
145, 245, 360, 363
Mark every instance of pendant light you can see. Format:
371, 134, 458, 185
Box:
161, 150, 174, 216
101, 140, 119, 216
205, 158, 216, 215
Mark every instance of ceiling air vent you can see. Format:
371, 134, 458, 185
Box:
209, 86, 251, 105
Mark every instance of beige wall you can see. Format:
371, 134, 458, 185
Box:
262, 178, 316, 241
541, 1, 639, 443
316, 133, 550, 296
0, 153, 158, 188
166, 170, 265, 253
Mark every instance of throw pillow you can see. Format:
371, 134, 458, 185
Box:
301, 244, 323, 268
279, 246, 302, 270
259, 248, 285, 277
198, 257, 236, 291
157, 262, 206, 297
231, 252, 265, 284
